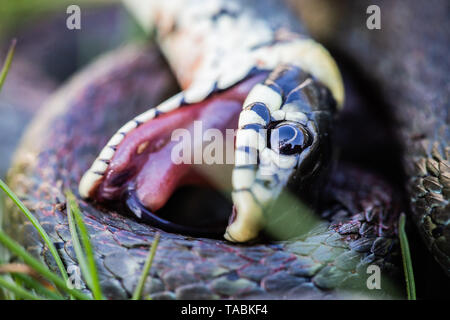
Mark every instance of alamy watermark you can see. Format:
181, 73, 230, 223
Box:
66, 5, 81, 30
366, 5, 381, 30
169, 120, 284, 174
366, 264, 381, 289
66, 265, 82, 290
171, 122, 239, 165
65, 5, 381, 32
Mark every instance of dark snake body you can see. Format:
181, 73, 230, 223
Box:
4, 46, 401, 299
296, 0, 450, 275
3, 0, 448, 299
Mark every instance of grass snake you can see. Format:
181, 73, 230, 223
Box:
3, 0, 449, 299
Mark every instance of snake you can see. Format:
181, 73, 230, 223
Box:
3, 0, 448, 299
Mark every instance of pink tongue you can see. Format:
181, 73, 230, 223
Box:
135, 99, 241, 211
96, 75, 265, 211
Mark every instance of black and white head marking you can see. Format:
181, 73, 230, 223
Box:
226, 65, 336, 242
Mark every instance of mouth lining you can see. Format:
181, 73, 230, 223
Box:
80, 65, 332, 242
109, 99, 241, 238
85, 74, 269, 239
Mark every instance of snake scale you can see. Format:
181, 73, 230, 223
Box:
3, 0, 449, 299
294, 0, 449, 276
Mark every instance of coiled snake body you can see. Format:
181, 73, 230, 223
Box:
4, 0, 449, 299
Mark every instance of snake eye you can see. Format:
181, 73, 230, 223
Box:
269, 121, 311, 155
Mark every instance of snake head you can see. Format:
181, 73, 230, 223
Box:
226, 65, 337, 242
78, 63, 339, 243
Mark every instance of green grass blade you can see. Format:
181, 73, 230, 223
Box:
0, 229, 91, 300
12, 273, 64, 300
0, 40, 15, 299
68, 192, 103, 300
0, 275, 44, 300
66, 190, 103, 300
399, 213, 416, 300
66, 195, 92, 289
0, 179, 69, 283
132, 232, 160, 300
0, 39, 16, 91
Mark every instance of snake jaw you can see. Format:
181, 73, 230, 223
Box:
78, 74, 270, 236
79, 0, 346, 242
79, 61, 336, 243
225, 191, 265, 242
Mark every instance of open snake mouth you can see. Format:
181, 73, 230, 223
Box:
79, 65, 337, 242
80, 73, 265, 238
